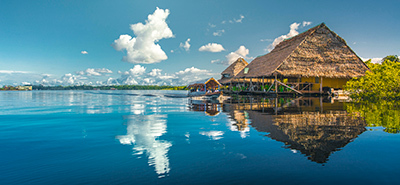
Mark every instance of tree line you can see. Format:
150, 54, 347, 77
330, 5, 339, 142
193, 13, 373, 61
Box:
31, 85, 187, 90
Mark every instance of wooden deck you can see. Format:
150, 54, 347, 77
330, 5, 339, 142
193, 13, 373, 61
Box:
222, 90, 330, 96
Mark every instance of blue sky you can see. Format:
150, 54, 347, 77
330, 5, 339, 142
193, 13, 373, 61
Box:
1, 0, 399, 86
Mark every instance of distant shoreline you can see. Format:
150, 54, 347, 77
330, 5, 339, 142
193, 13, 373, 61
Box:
0, 85, 187, 91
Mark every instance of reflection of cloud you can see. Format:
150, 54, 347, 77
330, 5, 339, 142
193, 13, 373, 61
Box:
227, 110, 250, 138
116, 115, 171, 176
199, 131, 224, 140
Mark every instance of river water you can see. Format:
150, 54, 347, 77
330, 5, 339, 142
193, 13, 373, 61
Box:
0, 90, 399, 184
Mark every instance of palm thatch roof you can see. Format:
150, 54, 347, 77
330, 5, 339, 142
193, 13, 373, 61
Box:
219, 58, 248, 84
187, 77, 221, 88
236, 23, 369, 79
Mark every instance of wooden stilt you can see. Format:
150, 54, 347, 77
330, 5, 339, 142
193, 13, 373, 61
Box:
262, 76, 265, 92
320, 77, 323, 94
275, 74, 278, 94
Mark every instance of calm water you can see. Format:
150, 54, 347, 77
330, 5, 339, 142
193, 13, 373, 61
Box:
1, 90, 399, 184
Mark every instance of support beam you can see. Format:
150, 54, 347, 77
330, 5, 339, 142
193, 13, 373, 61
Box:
266, 81, 274, 92
276, 80, 303, 95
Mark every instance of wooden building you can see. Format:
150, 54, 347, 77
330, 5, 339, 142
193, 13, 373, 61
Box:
225, 23, 369, 95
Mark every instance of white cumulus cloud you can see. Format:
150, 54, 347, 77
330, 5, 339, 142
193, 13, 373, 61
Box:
81, 51, 88, 54
212, 45, 250, 65
179, 38, 191, 51
360, 57, 383, 64
112, 7, 174, 64
199, 43, 225, 52
76, 68, 113, 76
266, 21, 312, 52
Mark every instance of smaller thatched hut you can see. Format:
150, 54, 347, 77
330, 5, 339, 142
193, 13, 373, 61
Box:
187, 77, 221, 97
219, 58, 248, 85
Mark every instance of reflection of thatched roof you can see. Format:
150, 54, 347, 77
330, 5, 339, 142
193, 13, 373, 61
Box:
248, 110, 366, 163
219, 58, 248, 84
189, 102, 220, 116
236, 23, 369, 78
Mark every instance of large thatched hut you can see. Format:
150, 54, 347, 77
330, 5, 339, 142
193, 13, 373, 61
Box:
231, 23, 369, 95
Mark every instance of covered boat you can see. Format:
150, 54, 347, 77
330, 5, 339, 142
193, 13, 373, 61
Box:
187, 77, 221, 99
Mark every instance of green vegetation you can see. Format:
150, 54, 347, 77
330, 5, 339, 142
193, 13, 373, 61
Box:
346, 101, 400, 134
345, 55, 400, 101
30, 85, 187, 91
344, 55, 400, 133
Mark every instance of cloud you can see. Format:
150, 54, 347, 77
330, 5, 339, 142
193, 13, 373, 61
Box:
225, 45, 250, 64
213, 29, 225, 36
260, 39, 273, 42
266, 21, 312, 52
199, 131, 224, 140
211, 59, 221, 64
81, 51, 88, 54
267, 22, 301, 52
199, 43, 225, 52
233, 15, 245, 23
209, 23, 216, 28
76, 68, 112, 76
0, 70, 30, 74
302, 21, 312, 27
179, 38, 191, 51
175, 67, 210, 75
149, 68, 162, 76
112, 7, 174, 64
223, 15, 245, 24
0, 70, 43, 86
210, 46, 250, 65
360, 57, 383, 64
212, 45, 249, 65
113, 65, 214, 86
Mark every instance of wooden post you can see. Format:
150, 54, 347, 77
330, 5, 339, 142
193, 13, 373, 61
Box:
250, 78, 253, 91
275, 74, 278, 94
320, 77, 323, 94
262, 76, 265, 92
230, 80, 232, 92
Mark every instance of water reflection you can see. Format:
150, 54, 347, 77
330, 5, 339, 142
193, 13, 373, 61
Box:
189, 96, 367, 163
346, 100, 400, 134
116, 115, 171, 177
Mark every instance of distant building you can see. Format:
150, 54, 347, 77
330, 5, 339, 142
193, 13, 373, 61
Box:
16, 86, 32, 91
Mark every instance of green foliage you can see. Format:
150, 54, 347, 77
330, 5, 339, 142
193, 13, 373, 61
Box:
346, 100, 400, 134
382, 55, 399, 63
345, 56, 400, 101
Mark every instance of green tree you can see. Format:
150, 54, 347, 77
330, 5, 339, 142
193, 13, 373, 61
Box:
345, 56, 400, 101
382, 55, 399, 63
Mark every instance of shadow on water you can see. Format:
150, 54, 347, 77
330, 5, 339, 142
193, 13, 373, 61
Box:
189, 96, 368, 164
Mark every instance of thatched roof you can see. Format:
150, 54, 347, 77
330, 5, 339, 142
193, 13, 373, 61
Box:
236, 23, 369, 78
219, 58, 248, 84
188, 77, 221, 88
